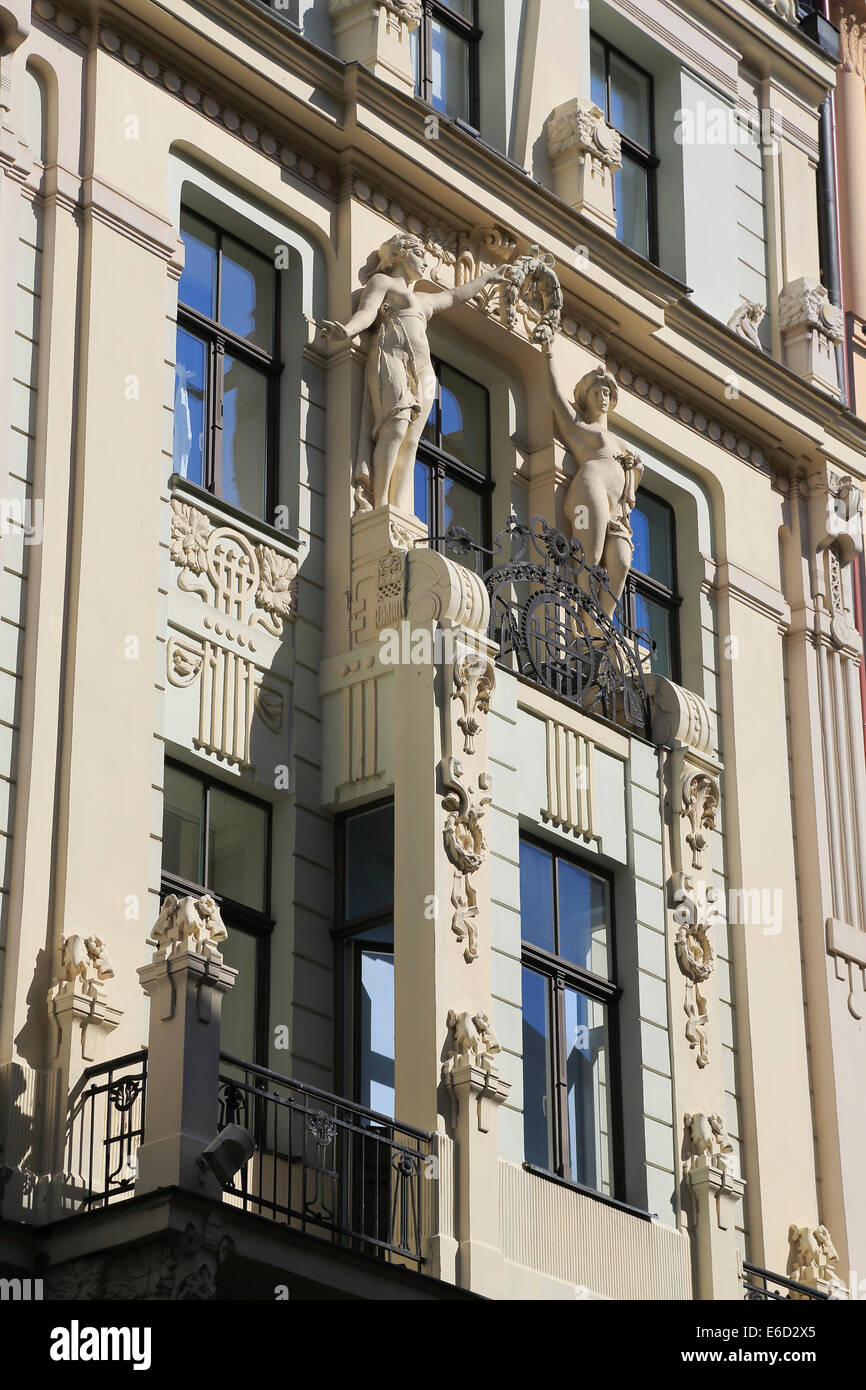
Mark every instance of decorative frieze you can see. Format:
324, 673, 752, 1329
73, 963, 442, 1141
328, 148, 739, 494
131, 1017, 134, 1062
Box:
542, 720, 597, 840
167, 496, 295, 768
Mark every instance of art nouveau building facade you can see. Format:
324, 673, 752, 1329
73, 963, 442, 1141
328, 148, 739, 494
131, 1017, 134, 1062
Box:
0, 0, 865, 1301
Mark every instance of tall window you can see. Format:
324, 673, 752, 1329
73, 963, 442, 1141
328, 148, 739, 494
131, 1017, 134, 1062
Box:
520, 839, 620, 1195
173, 207, 281, 521
624, 491, 680, 681
161, 763, 272, 1063
412, 1, 481, 128
415, 359, 491, 550
336, 802, 395, 1118
590, 36, 657, 261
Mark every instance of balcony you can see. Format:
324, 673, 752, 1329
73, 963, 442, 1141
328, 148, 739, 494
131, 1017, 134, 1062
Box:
218, 1055, 432, 1270
742, 1261, 833, 1301
64, 1047, 432, 1274
429, 515, 654, 738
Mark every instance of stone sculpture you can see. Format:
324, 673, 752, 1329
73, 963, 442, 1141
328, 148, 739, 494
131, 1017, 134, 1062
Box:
536, 327, 643, 617
320, 232, 510, 516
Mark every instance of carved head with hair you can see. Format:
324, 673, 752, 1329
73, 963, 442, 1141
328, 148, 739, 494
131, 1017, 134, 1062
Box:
375, 232, 427, 277
572, 365, 618, 420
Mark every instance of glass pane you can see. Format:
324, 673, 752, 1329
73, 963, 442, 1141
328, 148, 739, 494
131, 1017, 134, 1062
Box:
440, 0, 472, 16
359, 949, 395, 1118
565, 988, 613, 1194
411, 23, 420, 96
431, 20, 470, 121
173, 330, 207, 486
522, 966, 553, 1170
162, 766, 203, 883
590, 37, 607, 115
178, 211, 217, 318
345, 803, 394, 920
634, 591, 673, 680
557, 860, 610, 976
631, 495, 673, 587
208, 787, 268, 912
221, 238, 274, 352
609, 51, 651, 148
615, 158, 649, 259
439, 366, 487, 473
443, 475, 483, 550
221, 357, 267, 517
519, 840, 555, 953
414, 460, 431, 528
220, 928, 258, 1063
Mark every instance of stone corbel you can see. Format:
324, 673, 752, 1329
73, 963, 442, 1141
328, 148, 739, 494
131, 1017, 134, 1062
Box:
683, 1113, 745, 1298
47, 937, 122, 1065
545, 98, 622, 234
442, 1009, 510, 1133
406, 545, 490, 634
778, 278, 844, 397
787, 1223, 848, 1298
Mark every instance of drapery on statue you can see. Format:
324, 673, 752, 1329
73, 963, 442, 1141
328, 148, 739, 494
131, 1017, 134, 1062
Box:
320, 233, 510, 516
536, 324, 643, 618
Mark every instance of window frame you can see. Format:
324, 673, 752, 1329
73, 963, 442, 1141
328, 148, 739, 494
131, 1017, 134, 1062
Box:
623, 489, 682, 683
590, 33, 659, 264
175, 205, 283, 524
160, 758, 274, 1065
415, 0, 482, 131
519, 833, 625, 1197
417, 356, 493, 552
333, 799, 396, 1111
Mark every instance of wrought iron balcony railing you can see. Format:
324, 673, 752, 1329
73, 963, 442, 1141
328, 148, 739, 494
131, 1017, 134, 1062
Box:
429, 516, 654, 738
218, 1055, 433, 1270
742, 1261, 832, 1301
64, 1049, 147, 1211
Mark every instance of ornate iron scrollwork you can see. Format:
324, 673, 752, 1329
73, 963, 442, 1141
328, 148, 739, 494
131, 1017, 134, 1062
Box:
481, 515, 653, 737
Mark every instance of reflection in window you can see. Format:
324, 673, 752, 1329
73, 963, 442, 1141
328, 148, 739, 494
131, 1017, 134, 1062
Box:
591, 35, 657, 262
173, 206, 280, 522
624, 490, 680, 681
519, 839, 619, 1195
413, 1, 480, 127
416, 359, 491, 560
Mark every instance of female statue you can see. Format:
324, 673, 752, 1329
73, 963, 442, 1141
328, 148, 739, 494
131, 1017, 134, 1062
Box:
537, 325, 643, 618
320, 233, 510, 515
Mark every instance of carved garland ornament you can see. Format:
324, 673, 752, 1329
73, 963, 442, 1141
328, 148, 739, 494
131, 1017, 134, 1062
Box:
681, 771, 719, 871
673, 877, 720, 1069
169, 500, 296, 767
442, 756, 492, 963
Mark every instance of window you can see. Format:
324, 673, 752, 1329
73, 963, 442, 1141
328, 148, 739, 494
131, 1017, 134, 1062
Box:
590, 35, 657, 261
624, 491, 680, 682
520, 839, 620, 1195
336, 802, 395, 1118
161, 762, 272, 1063
412, 1, 481, 128
173, 208, 281, 521
415, 359, 491, 551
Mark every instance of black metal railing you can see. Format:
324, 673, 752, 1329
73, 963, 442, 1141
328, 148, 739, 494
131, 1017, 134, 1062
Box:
428, 517, 654, 737
742, 1261, 832, 1301
218, 1056, 432, 1270
64, 1049, 147, 1211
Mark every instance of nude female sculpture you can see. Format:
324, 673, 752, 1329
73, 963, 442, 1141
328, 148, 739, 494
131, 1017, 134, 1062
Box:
320, 233, 509, 515
536, 325, 643, 619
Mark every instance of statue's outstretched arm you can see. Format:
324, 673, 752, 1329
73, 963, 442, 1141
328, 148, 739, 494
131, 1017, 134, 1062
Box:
422, 266, 511, 317
538, 330, 578, 443
320, 276, 389, 340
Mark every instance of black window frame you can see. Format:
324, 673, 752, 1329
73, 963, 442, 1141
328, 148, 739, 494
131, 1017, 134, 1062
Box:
590, 33, 659, 265
175, 205, 283, 524
623, 489, 682, 684
519, 834, 624, 1198
160, 758, 274, 1066
418, 356, 493, 552
415, 0, 482, 131
333, 799, 396, 1111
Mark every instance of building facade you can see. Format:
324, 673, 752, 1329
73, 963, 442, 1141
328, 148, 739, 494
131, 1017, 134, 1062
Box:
0, 0, 865, 1301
